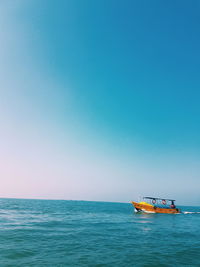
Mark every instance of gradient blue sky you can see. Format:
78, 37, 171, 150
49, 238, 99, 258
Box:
0, 0, 200, 204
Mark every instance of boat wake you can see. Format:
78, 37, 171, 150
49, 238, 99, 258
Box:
183, 211, 200, 214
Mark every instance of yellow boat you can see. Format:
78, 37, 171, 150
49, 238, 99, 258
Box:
132, 197, 181, 214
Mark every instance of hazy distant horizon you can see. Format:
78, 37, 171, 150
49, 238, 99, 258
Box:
0, 196, 198, 207
1, 1, 200, 205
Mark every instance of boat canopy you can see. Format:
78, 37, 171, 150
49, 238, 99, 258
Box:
144, 197, 176, 202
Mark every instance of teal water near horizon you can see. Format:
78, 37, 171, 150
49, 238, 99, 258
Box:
0, 198, 200, 266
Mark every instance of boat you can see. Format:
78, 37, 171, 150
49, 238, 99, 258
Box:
132, 197, 181, 214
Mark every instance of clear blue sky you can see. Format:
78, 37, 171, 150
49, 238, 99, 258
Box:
0, 0, 200, 204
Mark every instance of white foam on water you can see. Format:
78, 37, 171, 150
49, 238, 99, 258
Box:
183, 211, 200, 214
142, 209, 156, 214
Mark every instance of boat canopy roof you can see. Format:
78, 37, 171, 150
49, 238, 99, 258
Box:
144, 197, 176, 202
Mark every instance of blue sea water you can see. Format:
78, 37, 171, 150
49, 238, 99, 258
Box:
0, 198, 200, 266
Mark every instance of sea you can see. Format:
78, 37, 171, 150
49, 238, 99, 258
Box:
0, 198, 200, 267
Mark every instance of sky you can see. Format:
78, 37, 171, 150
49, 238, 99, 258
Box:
0, 0, 200, 205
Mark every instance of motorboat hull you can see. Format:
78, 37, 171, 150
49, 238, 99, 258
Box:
132, 201, 181, 214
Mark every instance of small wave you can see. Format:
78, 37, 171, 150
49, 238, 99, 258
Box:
183, 211, 200, 214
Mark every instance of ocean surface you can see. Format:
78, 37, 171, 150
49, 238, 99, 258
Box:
0, 198, 200, 266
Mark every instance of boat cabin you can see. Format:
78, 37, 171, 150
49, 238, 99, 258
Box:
142, 197, 176, 209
